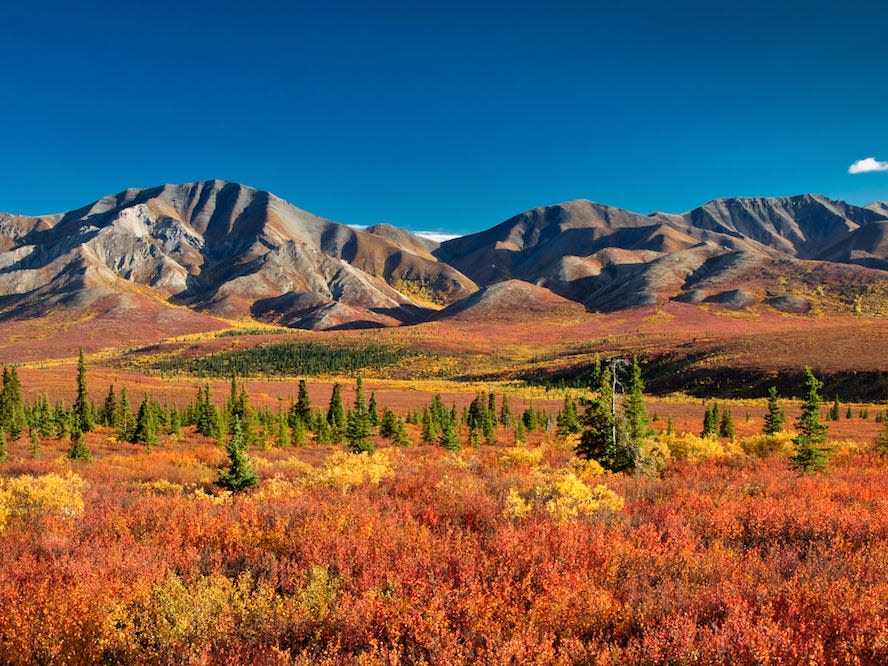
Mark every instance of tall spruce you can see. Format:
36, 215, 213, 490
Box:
131, 395, 159, 447
100, 385, 118, 428
623, 357, 652, 447
0, 367, 26, 440
217, 419, 259, 491
828, 396, 841, 421
763, 387, 786, 435
67, 416, 91, 461
345, 376, 374, 452
73, 349, 93, 432
791, 367, 832, 473
291, 380, 312, 428
327, 383, 345, 431
556, 394, 582, 436
719, 408, 735, 439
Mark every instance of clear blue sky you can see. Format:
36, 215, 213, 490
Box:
2, 0, 887, 235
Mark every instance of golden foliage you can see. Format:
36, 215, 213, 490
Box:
658, 432, 741, 462
738, 432, 796, 457
0, 472, 87, 530
497, 445, 544, 468
305, 450, 397, 492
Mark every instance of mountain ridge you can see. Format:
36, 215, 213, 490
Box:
2, 181, 888, 329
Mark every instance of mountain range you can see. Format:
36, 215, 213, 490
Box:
1, 180, 887, 330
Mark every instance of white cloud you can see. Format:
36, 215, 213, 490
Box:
347, 224, 368, 230
413, 231, 462, 243
849, 157, 888, 174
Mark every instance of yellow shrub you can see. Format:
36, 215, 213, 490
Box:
503, 487, 532, 519
300, 565, 339, 621
659, 432, 741, 462
569, 457, 605, 483
738, 432, 795, 457
498, 446, 544, 468
141, 479, 184, 495
504, 470, 624, 523
105, 572, 282, 659
540, 474, 624, 522
253, 475, 302, 500
305, 450, 396, 492
0, 473, 87, 530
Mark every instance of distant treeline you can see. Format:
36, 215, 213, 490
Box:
152, 341, 403, 377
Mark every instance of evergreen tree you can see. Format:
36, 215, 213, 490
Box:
345, 376, 374, 452
666, 416, 675, 436
828, 396, 841, 421
73, 349, 93, 432
846, 406, 854, 419
499, 395, 512, 427
273, 408, 291, 448
0, 428, 6, 464
701, 403, 719, 437
379, 407, 397, 438
791, 367, 832, 473
131, 395, 159, 447
762, 387, 786, 435
67, 417, 91, 461
0, 367, 26, 439
168, 407, 183, 439
28, 427, 41, 459
576, 367, 634, 471
438, 415, 460, 451
100, 385, 117, 428
623, 357, 652, 447
217, 419, 259, 491
719, 408, 735, 439
327, 383, 346, 431
421, 408, 436, 443
117, 386, 134, 440
556, 395, 582, 435
291, 380, 312, 428
513, 419, 526, 445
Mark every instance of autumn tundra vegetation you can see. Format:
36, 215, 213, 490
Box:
1, 346, 888, 664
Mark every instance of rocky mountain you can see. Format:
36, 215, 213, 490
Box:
2, 183, 887, 330
435, 194, 888, 312
0, 181, 476, 329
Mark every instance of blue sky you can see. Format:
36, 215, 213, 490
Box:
1, 0, 886, 236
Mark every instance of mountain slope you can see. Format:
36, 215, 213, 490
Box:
0, 181, 477, 329
435, 194, 888, 311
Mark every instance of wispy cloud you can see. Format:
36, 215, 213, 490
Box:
413, 231, 462, 243
849, 157, 888, 174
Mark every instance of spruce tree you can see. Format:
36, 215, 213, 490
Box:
576, 367, 634, 472
28, 428, 41, 459
0, 367, 26, 439
327, 383, 345, 432
701, 403, 718, 437
556, 395, 582, 436
73, 349, 93, 432
719, 408, 735, 439
67, 417, 91, 461
345, 376, 374, 452
513, 419, 526, 445
0, 428, 6, 464
623, 357, 652, 447
828, 396, 840, 421
499, 395, 512, 427
291, 380, 312, 428
117, 386, 133, 440
791, 367, 832, 473
666, 416, 675, 436
218, 419, 259, 491
273, 408, 291, 448
100, 385, 117, 428
131, 395, 158, 447
846, 406, 854, 419
438, 415, 460, 451
763, 387, 786, 435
